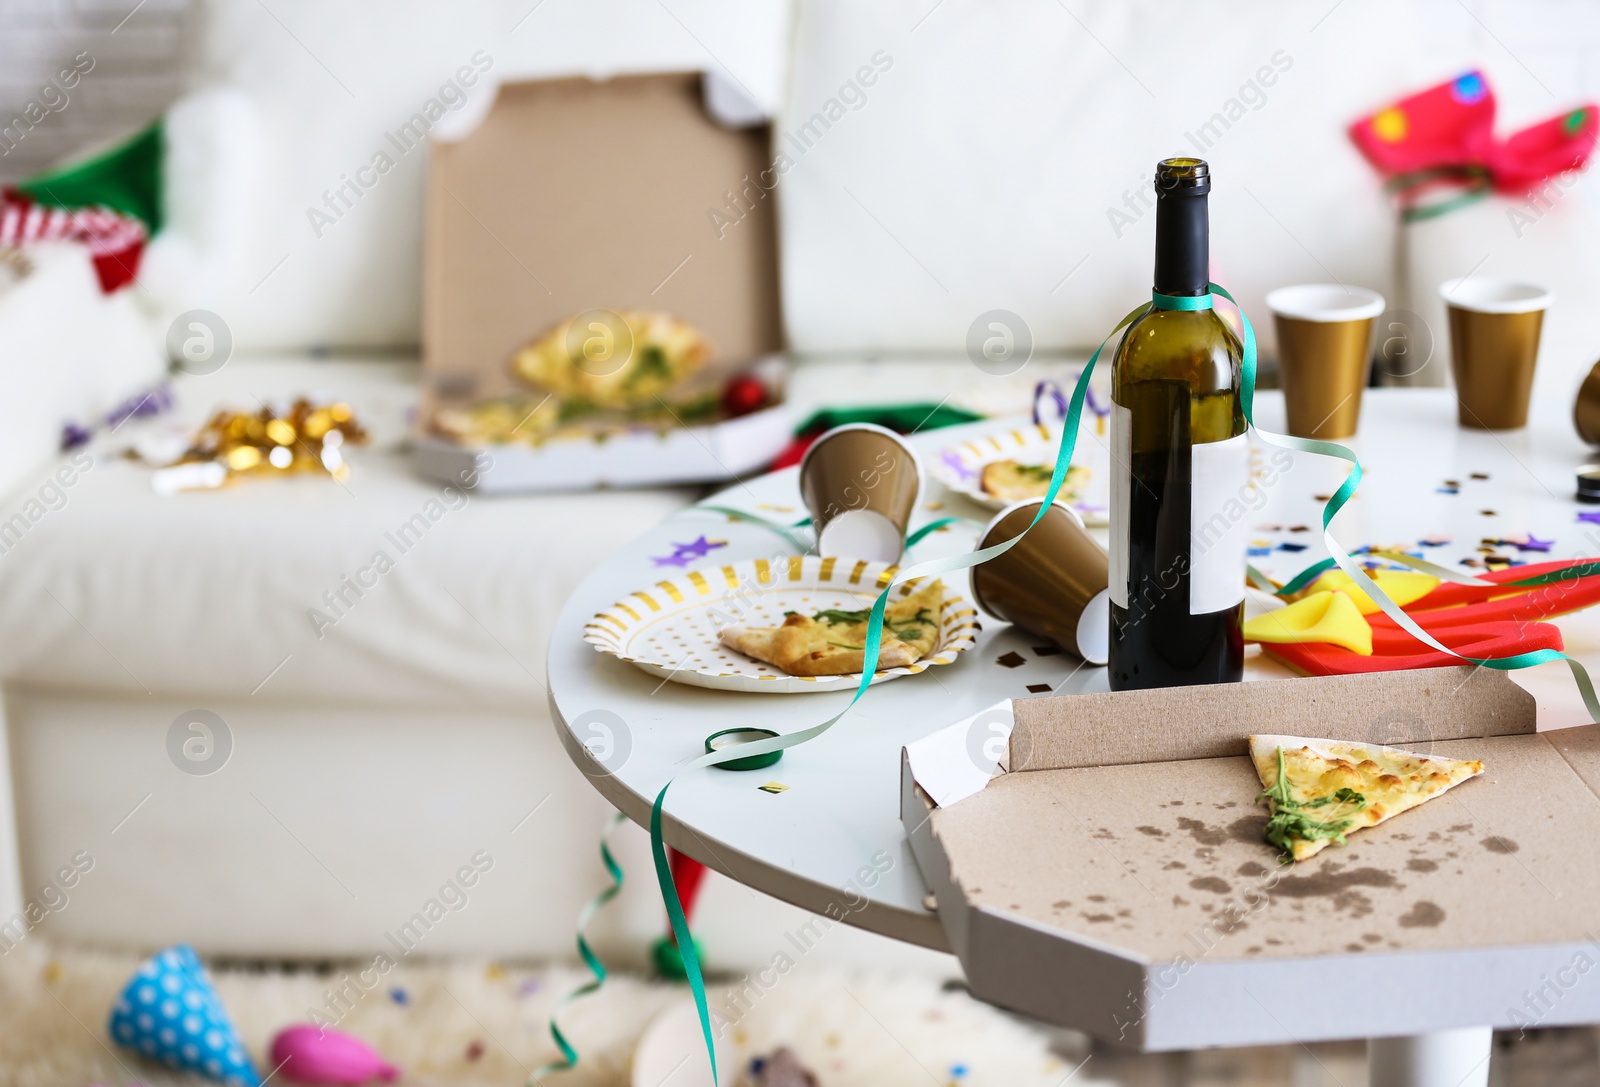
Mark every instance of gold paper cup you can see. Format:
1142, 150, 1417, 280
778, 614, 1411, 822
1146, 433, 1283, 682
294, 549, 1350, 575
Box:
1440, 277, 1552, 431
1266, 284, 1384, 440
798, 423, 923, 563
971, 499, 1110, 664
1575, 359, 1600, 445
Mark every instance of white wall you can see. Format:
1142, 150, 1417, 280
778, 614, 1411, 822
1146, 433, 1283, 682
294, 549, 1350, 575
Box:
0, 0, 190, 183
777, 0, 1600, 395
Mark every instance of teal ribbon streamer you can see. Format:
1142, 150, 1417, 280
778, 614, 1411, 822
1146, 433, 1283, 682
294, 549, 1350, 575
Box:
691, 505, 813, 552
530, 811, 626, 1085
649, 300, 1152, 1084
687, 506, 961, 554
1151, 290, 1214, 311
1264, 553, 1600, 598
1199, 280, 1600, 720
652, 283, 1600, 1082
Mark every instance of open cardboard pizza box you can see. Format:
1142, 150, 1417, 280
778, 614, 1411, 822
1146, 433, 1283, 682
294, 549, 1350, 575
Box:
903, 667, 1600, 1050
411, 71, 791, 493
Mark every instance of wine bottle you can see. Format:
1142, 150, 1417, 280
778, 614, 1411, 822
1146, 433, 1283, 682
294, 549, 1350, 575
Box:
1108, 157, 1248, 690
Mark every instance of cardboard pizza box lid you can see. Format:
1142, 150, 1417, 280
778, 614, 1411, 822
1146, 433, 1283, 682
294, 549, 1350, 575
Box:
903, 668, 1600, 1050
421, 71, 782, 406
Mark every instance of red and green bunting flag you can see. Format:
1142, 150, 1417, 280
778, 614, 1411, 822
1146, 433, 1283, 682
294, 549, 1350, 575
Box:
2, 120, 163, 292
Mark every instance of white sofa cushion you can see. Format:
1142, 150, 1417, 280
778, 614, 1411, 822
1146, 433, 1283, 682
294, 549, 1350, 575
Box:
776, 0, 1594, 357
154, 0, 792, 352
0, 358, 692, 709
0, 242, 164, 500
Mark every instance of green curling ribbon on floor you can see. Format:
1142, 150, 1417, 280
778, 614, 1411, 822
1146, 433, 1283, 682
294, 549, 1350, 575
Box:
529, 810, 626, 1086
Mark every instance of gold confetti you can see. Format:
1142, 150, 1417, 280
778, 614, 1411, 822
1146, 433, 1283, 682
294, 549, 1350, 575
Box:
142, 398, 368, 491
758, 781, 789, 794
42, 961, 61, 984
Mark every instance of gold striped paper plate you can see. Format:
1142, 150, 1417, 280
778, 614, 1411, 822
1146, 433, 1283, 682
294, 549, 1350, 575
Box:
583, 556, 981, 694
930, 420, 1110, 525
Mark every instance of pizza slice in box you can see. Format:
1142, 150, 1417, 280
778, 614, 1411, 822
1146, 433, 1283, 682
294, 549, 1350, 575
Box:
1249, 735, 1484, 861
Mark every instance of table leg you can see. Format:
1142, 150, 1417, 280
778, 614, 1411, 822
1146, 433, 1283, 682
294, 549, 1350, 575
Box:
1368, 1027, 1492, 1087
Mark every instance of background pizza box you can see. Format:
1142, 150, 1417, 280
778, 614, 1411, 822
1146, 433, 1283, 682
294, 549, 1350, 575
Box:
902, 668, 1600, 1050
412, 71, 790, 493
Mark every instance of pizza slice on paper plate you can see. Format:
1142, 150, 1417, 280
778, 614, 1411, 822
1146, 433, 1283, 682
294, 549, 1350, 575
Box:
1249, 734, 1484, 861
720, 580, 946, 677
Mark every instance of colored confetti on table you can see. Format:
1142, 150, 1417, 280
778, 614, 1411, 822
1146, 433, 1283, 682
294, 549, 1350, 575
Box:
1579, 511, 1600, 525
1025, 683, 1052, 693
652, 536, 729, 567
1031, 645, 1062, 657
1502, 533, 1554, 552
758, 781, 789, 794
1276, 542, 1307, 553
995, 651, 1026, 668
1420, 535, 1451, 547
940, 449, 975, 481
389, 987, 409, 1005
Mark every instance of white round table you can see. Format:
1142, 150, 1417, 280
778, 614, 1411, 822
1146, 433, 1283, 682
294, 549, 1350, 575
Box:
550, 387, 1600, 1084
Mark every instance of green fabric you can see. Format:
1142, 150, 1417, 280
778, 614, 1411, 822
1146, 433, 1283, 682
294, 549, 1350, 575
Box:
793, 403, 982, 437
17, 119, 165, 233
650, 933, 707, 981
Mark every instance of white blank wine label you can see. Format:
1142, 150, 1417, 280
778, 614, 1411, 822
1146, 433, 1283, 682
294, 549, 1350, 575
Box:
1189, 432, 1251, 615
1109, 403, 1131, 609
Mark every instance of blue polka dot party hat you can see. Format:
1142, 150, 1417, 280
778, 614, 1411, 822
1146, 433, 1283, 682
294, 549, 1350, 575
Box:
108, 943, 262, 1085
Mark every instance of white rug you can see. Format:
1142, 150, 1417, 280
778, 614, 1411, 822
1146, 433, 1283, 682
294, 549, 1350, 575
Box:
0, 940, 1092, 1087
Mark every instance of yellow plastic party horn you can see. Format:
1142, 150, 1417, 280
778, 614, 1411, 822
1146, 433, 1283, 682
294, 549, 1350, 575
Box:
1243, 590, 1373, 655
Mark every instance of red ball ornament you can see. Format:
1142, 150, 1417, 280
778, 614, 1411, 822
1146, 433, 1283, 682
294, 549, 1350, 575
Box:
722, 374, 768, 417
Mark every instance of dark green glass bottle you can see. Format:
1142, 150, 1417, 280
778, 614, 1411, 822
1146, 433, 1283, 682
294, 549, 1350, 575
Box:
1108, 158, 1247, 691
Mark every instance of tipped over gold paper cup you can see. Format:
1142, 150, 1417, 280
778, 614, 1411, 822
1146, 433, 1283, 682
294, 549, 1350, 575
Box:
1266, 284, 1384, 440
1574, 359, 1600, 446
1440, 277, 1552, 431
798, 423, 922, 563
971, 499, 1110, 665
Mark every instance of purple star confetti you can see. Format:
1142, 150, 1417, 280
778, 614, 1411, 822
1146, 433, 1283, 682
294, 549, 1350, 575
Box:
940, 449, 975, 481
650, 535, 728, 567
1579, 511, 1600, 525
1504, 533, 1554, 553
671, 536, 727, 560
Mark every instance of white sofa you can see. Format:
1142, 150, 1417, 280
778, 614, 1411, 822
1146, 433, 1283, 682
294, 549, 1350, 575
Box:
6, 0, 1600, 973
